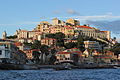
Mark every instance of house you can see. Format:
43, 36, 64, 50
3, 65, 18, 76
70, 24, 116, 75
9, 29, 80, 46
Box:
84, 41, 101, 50
0, 41, 26, 64
56, 48, 83, 64
41, 38, 57, 46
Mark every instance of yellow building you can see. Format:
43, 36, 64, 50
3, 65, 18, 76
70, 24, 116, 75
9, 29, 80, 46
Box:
34, 18, 110, 40
66, 18, 80, 26
52, 18, 66, 26
50, 25, 75, 38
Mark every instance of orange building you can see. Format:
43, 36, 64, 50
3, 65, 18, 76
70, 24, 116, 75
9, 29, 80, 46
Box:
41, 38, 57, 46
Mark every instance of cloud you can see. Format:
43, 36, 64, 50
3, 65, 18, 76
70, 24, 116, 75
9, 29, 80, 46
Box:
53, 10, 60, 14
86, 20, 120, 33
67, 9, 80, 15
116, 38, 120, 43
0, 22, 39, 26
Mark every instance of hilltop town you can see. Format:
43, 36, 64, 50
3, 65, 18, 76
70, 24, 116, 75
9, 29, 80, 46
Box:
0, 18, 120, 69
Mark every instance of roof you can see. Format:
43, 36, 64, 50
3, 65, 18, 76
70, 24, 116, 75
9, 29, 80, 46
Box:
57, 52, 71, 54
100, 31, 108, 33
42, 38, 56, 40
76, 25, 93, 29
14, 42, 22, 46
64, 26, 73, 29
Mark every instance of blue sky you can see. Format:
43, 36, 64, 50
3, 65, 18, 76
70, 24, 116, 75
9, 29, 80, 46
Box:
0, 0, 120, 41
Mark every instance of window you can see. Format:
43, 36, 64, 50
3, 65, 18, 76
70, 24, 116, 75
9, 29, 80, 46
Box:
5, 50, 9, 57
0, 50, 2, 55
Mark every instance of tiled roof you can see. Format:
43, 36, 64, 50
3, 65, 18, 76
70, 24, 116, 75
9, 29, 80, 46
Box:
14, 42, 22, 46
64, 26, 73, 29
57, 52, 71, 54
100, 31, 108, 33
76, 26, 93, 29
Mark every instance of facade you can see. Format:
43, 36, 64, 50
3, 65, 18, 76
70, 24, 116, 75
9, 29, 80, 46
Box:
0, 41, 26, 64
52, 18, 66, 26
0, 46, 10, 59
56, 48, 83, 63
23, 50, 33, 59
2, 31, 7, 39
84, 41, 101, 50
35, 18, 110, 40
64, 39, 77, 44
74, 25, 110, 40
41, 38, 57, 46
66, 18, 80, 26
16, 29, 42, 43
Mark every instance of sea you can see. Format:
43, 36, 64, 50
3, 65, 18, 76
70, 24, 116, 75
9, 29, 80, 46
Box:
0, 69, 120, 80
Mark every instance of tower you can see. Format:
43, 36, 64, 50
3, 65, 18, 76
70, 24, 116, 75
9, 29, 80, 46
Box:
2, 31, 7, 39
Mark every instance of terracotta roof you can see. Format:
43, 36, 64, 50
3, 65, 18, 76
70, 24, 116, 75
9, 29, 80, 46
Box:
42, 38, 56, 40
100, 31, 108, 33
20, 30, 28, 32
57, 52, 71, 54
14, 42, 22, 46
64, 26, 73, 29
76, 26, 93, 29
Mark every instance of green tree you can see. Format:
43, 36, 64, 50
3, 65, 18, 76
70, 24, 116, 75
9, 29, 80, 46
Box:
110, 43, 120, 56
76, 36, 85, 52
64, 42, 76, 49
32, 51, 41, 63
54, 32, 65, 47
40, 45, 50, 64
49, 55, 56, 65
45, 33, 55, 38
6, 35, 17, 39
31, 40, 41, 49
54, 32, 65, 40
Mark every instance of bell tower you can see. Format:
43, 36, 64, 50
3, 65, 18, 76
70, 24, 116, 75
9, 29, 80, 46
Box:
2, 31, 7, 39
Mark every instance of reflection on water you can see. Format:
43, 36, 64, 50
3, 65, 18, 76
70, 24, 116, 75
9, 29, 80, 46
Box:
0, 69, 120, 80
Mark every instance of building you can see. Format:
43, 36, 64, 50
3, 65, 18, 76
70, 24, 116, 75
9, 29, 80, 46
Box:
14, 42, 23, 50
52, 18, 66, 26
2, 31, 7, 39
66, 18, 80, 26
84, 41, 101, 50
64, 39, 77, 44
41, 38, 57, 46
56, 48, 83, 63
34, 18, 111, 40
16, 29, 42, 43
74, 25, 110, 40
0, 41, 26, 64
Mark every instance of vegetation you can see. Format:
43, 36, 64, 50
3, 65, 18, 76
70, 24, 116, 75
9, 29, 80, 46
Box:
76, 36, 85, 52
32, 51, 41, 64
6, 35, 17, 39
110, 43, 120, 56
31, 40, 41, 49
64, 42, 76, 49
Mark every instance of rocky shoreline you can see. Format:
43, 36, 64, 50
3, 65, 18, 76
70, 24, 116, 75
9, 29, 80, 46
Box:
0, 63, 118, 70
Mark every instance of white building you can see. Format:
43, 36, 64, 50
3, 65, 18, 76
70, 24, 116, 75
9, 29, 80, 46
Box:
0, 46, 10, 59
0, 41, 26, 64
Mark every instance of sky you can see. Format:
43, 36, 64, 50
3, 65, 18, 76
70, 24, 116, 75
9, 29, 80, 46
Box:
0, 0, 120, 41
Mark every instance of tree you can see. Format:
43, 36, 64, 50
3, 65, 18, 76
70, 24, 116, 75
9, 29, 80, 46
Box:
54, 32, 65, 40
50, 48, 57, 54
32, 51, 41, 63
45, 33, 55, 38
64, 42, 76, 49
54, 32, 65, 47
40, 45, 50, 64
6, 35, 17, 39
31, 40, 41, 49
49, 55, 56, 65
76, 36, 85, 52
110, 43, 120, 56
